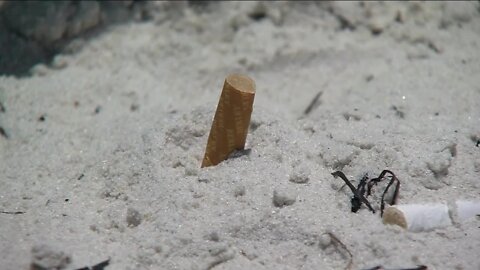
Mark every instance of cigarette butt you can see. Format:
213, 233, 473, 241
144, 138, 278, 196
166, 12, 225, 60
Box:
455, 200, 480, 222
201, 74, 256, 168
383, 203, 452, 232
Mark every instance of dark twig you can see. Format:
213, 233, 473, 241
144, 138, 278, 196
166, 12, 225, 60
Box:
356, 174, 369, 197
0, 126, 8, 139
0, 210, 25, 215
363, 265, 427, 270
331, 171, 375, 213
91, 259, 110, 270
304, 91, 323, 115
75, 258, 110, 270
382, 176, 400, 215
367, 170, 400, 216
391, 105, 405, 119
324, 232, 353, 270
351, 174, 369, 213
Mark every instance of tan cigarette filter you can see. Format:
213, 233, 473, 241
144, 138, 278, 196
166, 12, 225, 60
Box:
201, 74, 256, 168
383, 204, 451, 232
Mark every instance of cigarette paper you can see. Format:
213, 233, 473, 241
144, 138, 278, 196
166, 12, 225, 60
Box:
455, 200, 480, 222
201, 74, 256, 168
382, 203, 452, 232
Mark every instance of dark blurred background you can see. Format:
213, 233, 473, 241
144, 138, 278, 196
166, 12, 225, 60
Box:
0, 0, 156, 76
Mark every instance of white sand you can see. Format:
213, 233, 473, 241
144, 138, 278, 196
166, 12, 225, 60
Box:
1, 2, 479, 270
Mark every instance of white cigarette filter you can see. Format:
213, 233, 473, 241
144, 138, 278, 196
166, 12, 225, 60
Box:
455, 200, 480, 222
382, 203, 452, 232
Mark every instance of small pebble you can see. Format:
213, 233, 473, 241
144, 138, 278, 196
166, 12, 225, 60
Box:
30, 64, 49, 76
126, 207, 142, 227
197, 171, 210, 183
207, 231, 220, 242
51, 55, 68, 69
289, 165, 311, 184
185, 166, 199, 176
426, 151, 452, 178
130, 104, 139, 111
233, 185, 246, 197
319, 233, 332, 249
89, 224, 98, 232
31, 244, 71, 270
272, 188, 296, 207
208, 243, 228, 256
153, 245, 162, 253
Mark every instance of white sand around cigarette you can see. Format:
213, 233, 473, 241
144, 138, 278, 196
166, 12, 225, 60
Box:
1, 2, 480, 270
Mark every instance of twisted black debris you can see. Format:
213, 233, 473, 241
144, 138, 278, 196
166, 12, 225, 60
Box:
331, 170, 400, 216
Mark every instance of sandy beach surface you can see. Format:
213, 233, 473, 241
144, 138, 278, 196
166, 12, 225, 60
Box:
1, 2, 479, 270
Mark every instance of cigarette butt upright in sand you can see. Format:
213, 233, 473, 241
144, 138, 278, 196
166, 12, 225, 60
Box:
201, 74, 256, 168
382, 203, 452, 232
